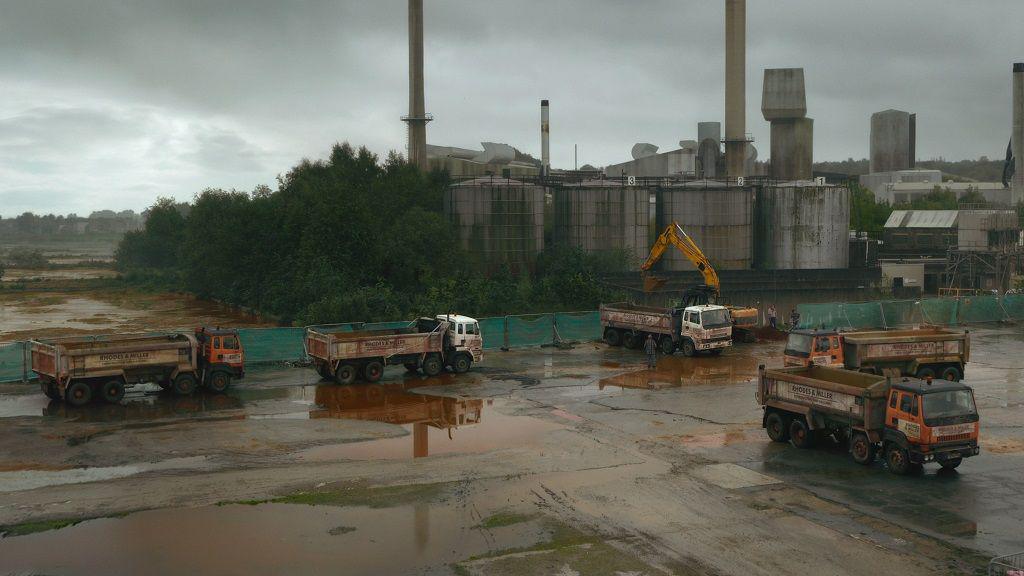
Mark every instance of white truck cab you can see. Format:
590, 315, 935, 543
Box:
437, 314, 484, 363
679, 305, 733, 356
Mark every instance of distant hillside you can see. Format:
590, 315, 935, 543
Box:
813, 157, 1008, 183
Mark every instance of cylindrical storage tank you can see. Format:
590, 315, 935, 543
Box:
657, 184, 754, 271
552, 180, 651, 262
445, 178, 545, 269
754, 184, 850, 269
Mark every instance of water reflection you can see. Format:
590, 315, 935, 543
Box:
42, 393, 244, 422
598, 355, 759, 390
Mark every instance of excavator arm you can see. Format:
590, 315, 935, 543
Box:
641, 221, 720, 292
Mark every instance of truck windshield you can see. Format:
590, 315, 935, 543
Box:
785, 333, 813, 355
922, 390, 976, 419
700, 309, 731, 328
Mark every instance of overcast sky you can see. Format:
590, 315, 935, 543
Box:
1, 1, 1021, 216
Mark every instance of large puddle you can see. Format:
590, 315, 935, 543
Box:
0, 500, 549, 575
597, 354, 762, 390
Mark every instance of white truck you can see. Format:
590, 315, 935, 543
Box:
600, 302, 733, 356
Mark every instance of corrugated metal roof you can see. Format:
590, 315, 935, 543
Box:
883, 210, 959, 229
890, 182, 1005, 190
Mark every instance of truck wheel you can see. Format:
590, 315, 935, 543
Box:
789, 418, 814, 449
681, 340, 696, 357
658, 337, 675, 355
850, 433, 876, 465
42, 381, 61, 400
335, 364, 357, 385
452, 354, 471, 374
915, 367, 936, 380
939, 457, 962, 470
65, 381, 92, 407
603, 328, 622, 347
423, 355, 443, 377
623, 332, 641, 349
885, 444, 911, 475
207, 371, 231, 393
316, 364, 332, 381
940, 365, 962, 382
363, 361, 384, 383
100, 380, 126, 404
172, 373, 197, 396
765, 412, 790, 442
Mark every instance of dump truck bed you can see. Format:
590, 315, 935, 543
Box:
842, 328, 969, 369
599, 302, 680, 336
31, 333, 194, 380
758, 365, 889, 430
306, 321, 447, 362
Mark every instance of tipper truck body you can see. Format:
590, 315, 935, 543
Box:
600, 302, 732, 357
784, 327, 969, 381
306, 315, 483, 385
757, 364, 980, 475
30, 328, 245, 406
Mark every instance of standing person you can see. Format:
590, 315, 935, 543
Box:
767, 304, 777, 330
789, 308, 801, 331
644, 334, 657, 369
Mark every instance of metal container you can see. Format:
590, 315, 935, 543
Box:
754, 184, 850, 269
445, 178, 545, 268
657, 183, 754, 271
552, 180, 650, 261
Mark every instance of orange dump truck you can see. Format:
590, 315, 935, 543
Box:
757, 365, 980, 474
784, 327, 969, 381
30, 329, 245, 406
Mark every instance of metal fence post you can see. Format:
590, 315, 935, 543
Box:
22, 341, 28, 383
503, 316, 509, 350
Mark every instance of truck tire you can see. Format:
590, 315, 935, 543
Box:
65, 381, 92, 407
681, 339, 696, 357
316, 364, 332, 381
658, 336, 675, 355
335, 364, 357, 385
100, 379, 126, 404
452, 354, 471, 374
172, 373, 197, 396
850, 433, 876, 465
939, 457, 963, 470
623, 332, 641, 349
207, 371, 231, 394
363, 361, 384, 383
940, 365, 962, 382
422, 354, 443, 377
603, 328, 622, 347
789, 418, 814, 449
404, 363, 420, 373
885, 443, 911, 475
42, 381, 61, 401
765, 412, 790, 442
915, 366, 936, 380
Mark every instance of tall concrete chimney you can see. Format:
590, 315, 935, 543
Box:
403, 0, 430, 169
541, 99, 550, 176
1014, 63, 1024, 196
724, 0, 746, 180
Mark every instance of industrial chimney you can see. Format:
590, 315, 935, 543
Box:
1014, 63, 1024, 197
541, 99, 550, 176
724, 0, 746, 180
403, 0, 431, 168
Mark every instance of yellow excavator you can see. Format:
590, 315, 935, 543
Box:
641, 221, 760, 343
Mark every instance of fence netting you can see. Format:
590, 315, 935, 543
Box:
0, 342, 25, 383
797, 295, 1023, 330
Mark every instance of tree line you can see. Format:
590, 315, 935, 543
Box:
115, 144, 627, 325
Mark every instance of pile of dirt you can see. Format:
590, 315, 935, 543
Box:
751, 327, 788, 342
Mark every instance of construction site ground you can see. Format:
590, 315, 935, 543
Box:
1, 323, 1022, 574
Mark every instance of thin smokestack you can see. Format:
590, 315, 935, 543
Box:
541, 99, 550, 176
724, 0, 746, 180
1014, 63, 1023, 195
404, 0, 429, 168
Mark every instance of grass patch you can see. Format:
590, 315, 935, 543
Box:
465, 520, 598, 561
475, 511, 537, 530
0, 511, 128, 538
217, 481, 449, 510
327, 525, 357, 536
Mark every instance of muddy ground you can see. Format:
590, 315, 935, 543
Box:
0, 297, 1022, 574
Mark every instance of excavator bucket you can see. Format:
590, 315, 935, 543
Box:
642, 274, 667, 293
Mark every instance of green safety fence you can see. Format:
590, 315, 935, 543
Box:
236, 327, 307, 364
0, 342, 26, 383
555, 311, 602, 343
478, 311, 602, 350
1003, 294, 1024, 319
798, 295, 1022, 331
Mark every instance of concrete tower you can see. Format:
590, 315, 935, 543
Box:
870, 109, 916, 173
724, 0, 746, 179
541, 100, 550, 176
1014, 63, 1024, 196
762, 68, 813, 181
403, 0, 431, 168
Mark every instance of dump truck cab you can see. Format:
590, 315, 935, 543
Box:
436, 314, 484, 363
882, 377, 980, 472
680, 304, 733, 355
784, 329, 843, 367
194, 327, 245, 390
